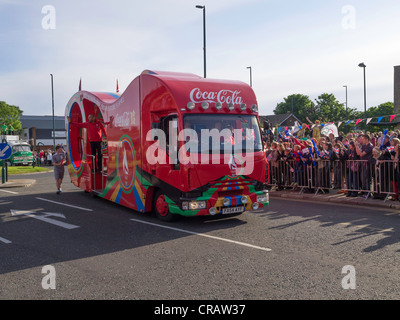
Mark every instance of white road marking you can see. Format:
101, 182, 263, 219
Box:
0, 189, 18, 194
41, 212, 67, 219
130, 218, 272, 252
36, 197, 93, 211
11, 209, 79, 230
0, 236, 12, 244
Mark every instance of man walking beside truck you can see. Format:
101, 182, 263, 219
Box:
52, 145, 66, 194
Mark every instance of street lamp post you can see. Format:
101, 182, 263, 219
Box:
50, 74, 55, 150
343, 85, 348, 120
247, 66, 252, 87
358, 63, 367, 133
196, 5, 206, 78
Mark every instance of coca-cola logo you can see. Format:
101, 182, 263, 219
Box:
189, 88, 243, 105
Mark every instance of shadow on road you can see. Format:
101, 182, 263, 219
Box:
264, 199, 400, 254
0, 186, 246, 275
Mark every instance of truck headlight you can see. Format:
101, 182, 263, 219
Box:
257, 191, 269, 203
190, 201, 206, 210
182, 200, 206, 210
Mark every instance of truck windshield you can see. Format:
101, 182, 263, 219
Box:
182, 114, 263, 153
12, 145, 31, 152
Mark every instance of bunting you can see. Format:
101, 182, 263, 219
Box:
271, 113, 399, 137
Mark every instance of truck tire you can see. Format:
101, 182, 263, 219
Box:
153, 190, 178, 222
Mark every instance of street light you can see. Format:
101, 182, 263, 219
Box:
196, 5, 206, 78
247, 66, 252, 87
343, 85, 348, 120
50, 74, 55, 150
358, 62, 367, 133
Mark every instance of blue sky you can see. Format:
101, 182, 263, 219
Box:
0, 0, 399, 117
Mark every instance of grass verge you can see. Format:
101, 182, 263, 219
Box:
6, 166, 52, 175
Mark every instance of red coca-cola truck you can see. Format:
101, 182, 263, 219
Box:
65, 70, 269, 221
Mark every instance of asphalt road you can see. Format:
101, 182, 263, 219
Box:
1, 171, 400, 300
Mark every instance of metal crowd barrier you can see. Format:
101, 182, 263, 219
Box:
267, 159, 400, 202
374, 160, 399, 201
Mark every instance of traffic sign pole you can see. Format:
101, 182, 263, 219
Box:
0, 143, 12, 184
2, 161, 5, 184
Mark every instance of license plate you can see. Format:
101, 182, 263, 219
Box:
222, 206, 245, 214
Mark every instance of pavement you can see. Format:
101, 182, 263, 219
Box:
1, 175, 400, 211
0, 178, 36, 188
269, 186, 400, 210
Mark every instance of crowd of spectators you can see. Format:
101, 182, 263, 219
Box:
33, 149, 56, 166
264, 125, 400, 201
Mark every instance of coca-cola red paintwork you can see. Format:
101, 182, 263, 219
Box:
65, 70, 269, 219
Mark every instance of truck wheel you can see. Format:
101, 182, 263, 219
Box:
153, 190, 178, 222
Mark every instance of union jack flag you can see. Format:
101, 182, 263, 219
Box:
301, 148, 310, 155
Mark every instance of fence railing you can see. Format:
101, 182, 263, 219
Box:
267, 159, 399, 201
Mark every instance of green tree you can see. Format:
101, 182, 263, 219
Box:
0, 101, 23, 134
314, 93, 357, 123
274, 93, 360, 125
273, 94, 312, 122
365, 101, 394, 132
314, 93, 361, 133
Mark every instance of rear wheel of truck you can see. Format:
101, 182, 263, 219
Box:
153, 190, 178, 222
